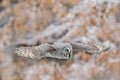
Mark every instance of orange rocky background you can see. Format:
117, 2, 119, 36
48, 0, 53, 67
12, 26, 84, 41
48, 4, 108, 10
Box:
0, 0, 120, 80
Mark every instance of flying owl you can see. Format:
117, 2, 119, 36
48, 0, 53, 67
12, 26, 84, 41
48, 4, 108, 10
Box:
15, 40, 110, 60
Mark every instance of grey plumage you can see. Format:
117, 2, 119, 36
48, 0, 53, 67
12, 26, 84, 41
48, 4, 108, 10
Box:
15, 40, 109, 60
71, 40, 110, 54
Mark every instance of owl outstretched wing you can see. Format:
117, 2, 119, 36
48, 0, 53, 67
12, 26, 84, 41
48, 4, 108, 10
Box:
71, 40, 110, 54
15, 44, 56, 60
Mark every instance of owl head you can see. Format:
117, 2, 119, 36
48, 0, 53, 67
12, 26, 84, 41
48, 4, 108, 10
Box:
50, 42, 73, 59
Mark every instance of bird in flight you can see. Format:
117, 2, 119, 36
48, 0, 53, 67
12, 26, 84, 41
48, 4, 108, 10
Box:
15, 40, 110, 60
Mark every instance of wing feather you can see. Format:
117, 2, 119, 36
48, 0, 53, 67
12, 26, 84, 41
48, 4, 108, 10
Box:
71, 40, 110, 54
15, 43, 56, 60
15, 47, 37, 59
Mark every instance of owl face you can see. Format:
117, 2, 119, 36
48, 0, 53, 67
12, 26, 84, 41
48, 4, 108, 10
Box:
62, 45, 73, 59
52, 43, 73, 59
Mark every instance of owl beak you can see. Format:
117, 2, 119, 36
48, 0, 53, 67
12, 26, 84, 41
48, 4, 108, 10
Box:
68, 52, 73, 59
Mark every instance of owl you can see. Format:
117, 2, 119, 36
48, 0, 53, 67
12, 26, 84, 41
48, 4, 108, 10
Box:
15, 40, 110, 60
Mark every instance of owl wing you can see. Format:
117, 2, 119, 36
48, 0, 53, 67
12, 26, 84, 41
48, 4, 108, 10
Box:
86, 40, 110, 53
15, 43, 56, 60
71, 40, 110, 54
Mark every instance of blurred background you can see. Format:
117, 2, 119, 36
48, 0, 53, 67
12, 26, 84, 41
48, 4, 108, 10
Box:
0, 0, 120, 80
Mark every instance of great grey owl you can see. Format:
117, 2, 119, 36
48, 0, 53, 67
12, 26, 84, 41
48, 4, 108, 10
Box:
15, 40, 110, 60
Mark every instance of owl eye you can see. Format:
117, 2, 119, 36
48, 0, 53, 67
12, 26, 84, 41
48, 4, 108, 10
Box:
65, 48, 71, 53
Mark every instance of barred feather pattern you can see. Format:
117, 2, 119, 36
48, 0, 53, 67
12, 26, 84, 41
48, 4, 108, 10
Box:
15, 47, 38, 59
15, 44, 53, 60
71, 40, 110, 54
85, 40, 110, 53
15, 41, 110, 60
